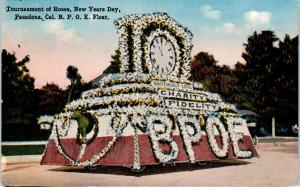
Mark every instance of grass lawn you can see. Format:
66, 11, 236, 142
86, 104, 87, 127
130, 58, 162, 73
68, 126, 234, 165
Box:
2, 145, 45, 156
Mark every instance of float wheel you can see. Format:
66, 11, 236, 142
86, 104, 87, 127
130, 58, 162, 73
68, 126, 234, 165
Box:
84, 165, 98, 171
129, 166, 146, 173
197, 161, 209, 166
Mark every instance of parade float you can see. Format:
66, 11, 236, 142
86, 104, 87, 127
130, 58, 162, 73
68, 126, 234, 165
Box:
38, 13, 257, 172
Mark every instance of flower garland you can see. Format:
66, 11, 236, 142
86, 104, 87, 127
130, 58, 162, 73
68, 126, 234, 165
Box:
97, 72, 195, 88
147, 115, 179, 163
52, 112, 128, 166
177, 115, 201, 163
64, 93, 160, 111
133, 125, 141, 169
226, 117, 252, 158
110, 112, 128, 134
53, 114, 73, 138
84, 77, 224, 104
205, 114, 229, 158
82, 84, 221, 104
81, 83, 155, 99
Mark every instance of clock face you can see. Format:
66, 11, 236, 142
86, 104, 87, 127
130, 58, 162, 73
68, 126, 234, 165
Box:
150, 36, 175, 74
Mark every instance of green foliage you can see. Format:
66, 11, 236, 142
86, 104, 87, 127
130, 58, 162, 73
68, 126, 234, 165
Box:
103, 49, 121, 74
190, 52, 238, 103
2, 49, 44, 141
36, 83, 67, 115
73, 110, 90, 138
65, 65, 95, 102
2, 145, 45, 156
66, 65, 82, 102
191, 31, 298, 134
73, 110, 98, 144
1, 51, 93, 141
241, 31, 298, 129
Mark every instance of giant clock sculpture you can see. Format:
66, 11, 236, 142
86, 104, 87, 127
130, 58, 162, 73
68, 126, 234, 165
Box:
38, 13, 258, 173
150, 35, 175, 74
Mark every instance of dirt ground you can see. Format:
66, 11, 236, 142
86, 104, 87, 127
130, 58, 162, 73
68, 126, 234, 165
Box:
1, 142, 298, 186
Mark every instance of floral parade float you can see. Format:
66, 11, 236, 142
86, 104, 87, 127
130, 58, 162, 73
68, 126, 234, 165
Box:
38, 13, 257, 172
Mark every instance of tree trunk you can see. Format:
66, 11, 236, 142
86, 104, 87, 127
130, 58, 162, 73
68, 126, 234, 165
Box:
67, 79, 77, 103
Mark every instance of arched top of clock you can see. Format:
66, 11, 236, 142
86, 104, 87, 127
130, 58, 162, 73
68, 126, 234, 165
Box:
115, 12, 193, 81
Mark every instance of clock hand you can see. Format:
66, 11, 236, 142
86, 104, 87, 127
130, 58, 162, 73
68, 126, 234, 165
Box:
158, 46, 163, 56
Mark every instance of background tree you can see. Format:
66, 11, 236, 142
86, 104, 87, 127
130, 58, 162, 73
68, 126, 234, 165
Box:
191, 31, 298, 135
239, 31, 298, 133
103, 49, 121, 74
66, 65, 94, 102
242, 31, 279, 117
2, 49, 41, 140
190, 52, 218, 81
272, 35, 298, 129
36, 83, 67, 115
66, 65, 82, 102
190, 52, 238, 103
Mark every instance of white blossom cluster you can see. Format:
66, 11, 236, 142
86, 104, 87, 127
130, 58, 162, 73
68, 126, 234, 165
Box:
177, 116, 201, 163
38, 115, 54, 124
226, 117, 253, 158
114, 14, 142, 72
205, 114, 229, 158
82, 81, 224, 105
147, 115, 179, 163
81, 83, 153, 99
97, 73, 193, 88
114, 13, 192, 79
65, 93, 160, 111
37, 115, 54, 130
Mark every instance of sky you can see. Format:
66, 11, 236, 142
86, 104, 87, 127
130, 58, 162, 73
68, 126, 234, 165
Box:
1, 0, 298, 88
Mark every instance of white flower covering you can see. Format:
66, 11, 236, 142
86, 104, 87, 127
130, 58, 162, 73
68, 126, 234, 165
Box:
115, 14, 142, 72
114, 13, 192, 80
38, 115, 54, 130
206, 114, 229, 158
177, 115, 201, 163
226, 117, 252, 158
65, 93, 160, 111
147, 115, 179, 163
38, 115, 54, 124
38, 13, 255, 166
